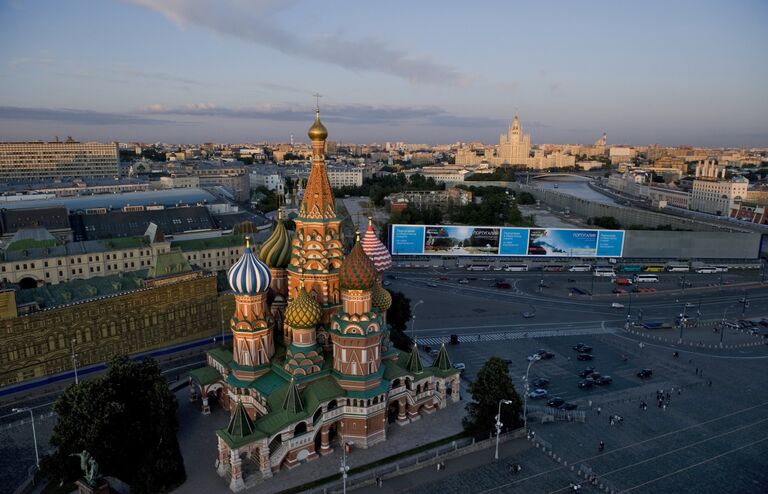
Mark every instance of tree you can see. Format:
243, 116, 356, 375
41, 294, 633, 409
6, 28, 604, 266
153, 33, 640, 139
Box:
462, 357, 522, 437
517, 192, 536, 205
44, 357, 186, 493
592, 216, 622, 229
386, 290, 413, 351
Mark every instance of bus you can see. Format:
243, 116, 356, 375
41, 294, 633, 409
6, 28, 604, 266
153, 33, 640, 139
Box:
504, 264, 529, 272
594, 267, 616, 277
543, 265, 565, 272
634, 274, 660, 283
643, 265, 665, 272
466, 264, 492, 271
568, 265, 592, 272
713, 265, 729, 273
666, 264, 690, 272
695, 266, 717, 274
620, 265, 643, 272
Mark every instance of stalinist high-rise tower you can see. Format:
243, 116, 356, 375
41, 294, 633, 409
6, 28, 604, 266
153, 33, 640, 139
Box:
497, 115, 531, 165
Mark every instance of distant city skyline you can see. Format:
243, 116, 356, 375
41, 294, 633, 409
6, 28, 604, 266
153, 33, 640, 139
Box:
1, 0, 766, 146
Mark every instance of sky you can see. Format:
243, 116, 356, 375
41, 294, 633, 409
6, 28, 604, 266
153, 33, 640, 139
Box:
0, 0, 766, 146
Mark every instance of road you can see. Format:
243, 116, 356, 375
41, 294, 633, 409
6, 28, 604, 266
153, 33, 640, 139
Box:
385, 268, 767, 343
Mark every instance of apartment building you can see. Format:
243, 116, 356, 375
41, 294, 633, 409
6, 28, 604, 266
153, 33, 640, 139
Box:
0, 141, 119, 181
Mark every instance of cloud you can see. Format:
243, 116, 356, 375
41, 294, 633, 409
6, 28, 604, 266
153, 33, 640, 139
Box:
141, 102, 504, 127
0, 106, 173, 125
125, 0, 468, 86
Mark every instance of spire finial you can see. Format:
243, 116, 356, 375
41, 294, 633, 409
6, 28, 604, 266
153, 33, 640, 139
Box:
355, 230, 360, 243
245, 236, 251, 249
277, 208, 283, 221
368, 216, 373, 227
313, 92, 322, 113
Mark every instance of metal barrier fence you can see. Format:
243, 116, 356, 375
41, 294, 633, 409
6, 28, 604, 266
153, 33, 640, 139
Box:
419, 326, 616, 346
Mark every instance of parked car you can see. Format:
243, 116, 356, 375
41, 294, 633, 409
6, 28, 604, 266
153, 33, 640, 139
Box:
578, 379, 594, 389
637, 369, 653, 379
546, 398, 565, 408
528, 349, 555, 361
522, 311, 536, 318
528, 388, 548, 399
458, 278, 470, 284
383, 281, 392, 286
532, 378, 550, 388
573, 343, 593, 353
576, 353, 594, 361
595, 375, 613, 385
578, 367, 597, 378
453, 363, 466, 372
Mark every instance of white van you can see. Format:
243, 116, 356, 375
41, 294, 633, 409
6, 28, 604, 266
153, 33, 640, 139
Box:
633, 274, 659, 283
569, 265, 592, 272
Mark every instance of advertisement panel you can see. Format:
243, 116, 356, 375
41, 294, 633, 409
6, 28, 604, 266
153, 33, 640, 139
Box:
389, 224, 624, 257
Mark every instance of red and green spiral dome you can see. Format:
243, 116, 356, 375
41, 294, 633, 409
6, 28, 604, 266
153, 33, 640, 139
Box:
340, 238, 377, 290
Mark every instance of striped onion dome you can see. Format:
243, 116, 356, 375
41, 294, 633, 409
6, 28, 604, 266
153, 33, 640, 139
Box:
259, 215, 291, 268
227, 243, 272, 295
371, 283, 392, 312
340, 233, 377, 290
285, 284, 322, 328
361, 218, 392, 273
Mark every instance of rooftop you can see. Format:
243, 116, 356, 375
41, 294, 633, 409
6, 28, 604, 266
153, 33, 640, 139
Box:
0, 188, 218, 211
14, 270, 148, 309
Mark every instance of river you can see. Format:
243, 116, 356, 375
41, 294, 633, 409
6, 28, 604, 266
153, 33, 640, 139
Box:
532, 178, 623, 206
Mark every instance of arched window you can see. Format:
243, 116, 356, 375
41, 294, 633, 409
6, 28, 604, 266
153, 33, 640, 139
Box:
294, 422, 307, 436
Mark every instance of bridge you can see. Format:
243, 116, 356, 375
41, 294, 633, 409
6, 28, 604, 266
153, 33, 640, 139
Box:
528, 173, 593, 181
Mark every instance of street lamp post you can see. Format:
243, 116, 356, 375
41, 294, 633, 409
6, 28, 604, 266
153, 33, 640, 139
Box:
13, 408, 39, 470
495, 399, 514, 461
411, 299, 424, 342
70, 339, 79, 385
340, 442, 351, 494
678, 304, 687, 342
522, 354, 542, 433
721, 303, 737, 345
741, 293, 749, 317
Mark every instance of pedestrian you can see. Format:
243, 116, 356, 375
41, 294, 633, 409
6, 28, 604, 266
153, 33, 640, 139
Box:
437, 462, 441, 471
695, 367, 699, 375
678, 388, 682, 396
441, 461, 446, 470
588, 399, 593, 409
663, 403, 667, 411
609, 416, 614, 426
599, 440, 604, 451
708, 379, 712, 387
597, 406, 601, 416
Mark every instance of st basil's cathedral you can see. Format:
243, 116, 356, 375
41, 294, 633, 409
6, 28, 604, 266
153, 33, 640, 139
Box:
190, 109, 461, 492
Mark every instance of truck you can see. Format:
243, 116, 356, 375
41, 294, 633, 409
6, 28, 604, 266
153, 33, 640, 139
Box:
613, 277, 633, 286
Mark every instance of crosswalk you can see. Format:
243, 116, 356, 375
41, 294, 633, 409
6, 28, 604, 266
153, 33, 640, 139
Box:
417, 326, 616, 346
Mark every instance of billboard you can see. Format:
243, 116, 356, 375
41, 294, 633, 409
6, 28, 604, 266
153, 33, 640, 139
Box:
389, 224, 624, 258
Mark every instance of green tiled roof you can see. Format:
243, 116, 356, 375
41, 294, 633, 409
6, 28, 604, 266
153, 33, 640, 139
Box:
282, 378, 304, 414
208, 347, 233, 368
251, 371, 288, 397
6, 238, 59, 252
227, 400, 256, 438
148, 249, 191, 278
345, 380, 390, 399
104, 236, 149, 249
382, 358, 409, 380
189, 366, 222, 386
404, 343, 424, 374
14, 270, 147, 309
172, 234, 245, 252
431, 343, 453, 371
303, 376, 344, 408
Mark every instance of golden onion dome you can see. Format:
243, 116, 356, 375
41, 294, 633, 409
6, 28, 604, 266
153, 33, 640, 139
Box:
259, 215, 291, 268
285, 284, 322, 328
307, 110, 328, 142
371, 283, 392, 312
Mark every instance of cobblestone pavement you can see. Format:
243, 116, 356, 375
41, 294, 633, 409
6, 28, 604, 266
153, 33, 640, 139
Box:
352, 334, 768, 494
173, 387, 467, 494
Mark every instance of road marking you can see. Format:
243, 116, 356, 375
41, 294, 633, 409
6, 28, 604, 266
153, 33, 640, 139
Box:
476, 400, 768, 494
618, 436, 768, 493
417, 326, 616, 345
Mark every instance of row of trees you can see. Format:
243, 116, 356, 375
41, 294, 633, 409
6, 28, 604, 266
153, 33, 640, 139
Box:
335, 173, 444, 206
